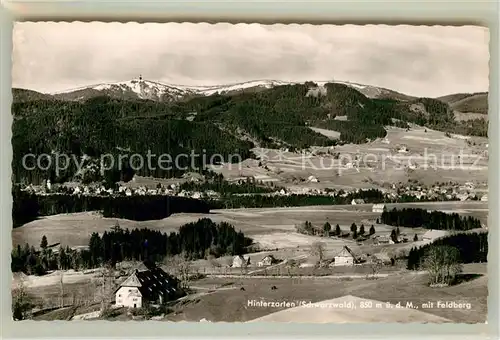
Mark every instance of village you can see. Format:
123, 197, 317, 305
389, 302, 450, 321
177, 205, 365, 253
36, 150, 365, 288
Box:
18, 175, 488, 204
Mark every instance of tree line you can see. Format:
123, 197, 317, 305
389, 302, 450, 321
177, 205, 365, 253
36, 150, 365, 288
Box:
407, 232, 488, 271
11, 218, 253, 274
208, 190, 456, 210
381, 208, 481, 231
296, 220, 376, 239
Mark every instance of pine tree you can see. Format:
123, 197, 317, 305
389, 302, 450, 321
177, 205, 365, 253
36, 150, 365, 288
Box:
376, 218, 380, 224
390, 229, 398, 243
40, 235, 48, 250
323, 222, 331, 236
369, 225, 375, 235
413, 233, 418, 241
335, 224, 341, 236
352, 229, 358, 239
359, 225, 365, 235
407, 247, 415, 270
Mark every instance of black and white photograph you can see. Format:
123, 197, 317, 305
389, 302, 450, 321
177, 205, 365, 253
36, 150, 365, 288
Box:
11, 22, 489, 323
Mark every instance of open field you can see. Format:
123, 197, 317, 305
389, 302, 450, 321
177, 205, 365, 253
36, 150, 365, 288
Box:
12, 201, 488, 255
163, 263, 487, 323
12, 184, 488, 323
210, 126, 488, 190
14, 258, 487, 323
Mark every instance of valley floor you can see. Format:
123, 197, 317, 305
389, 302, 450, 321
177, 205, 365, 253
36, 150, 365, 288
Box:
22, 263, 487, 323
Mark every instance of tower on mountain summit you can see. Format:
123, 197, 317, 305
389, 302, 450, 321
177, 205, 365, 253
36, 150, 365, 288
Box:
139, 75, 143, 81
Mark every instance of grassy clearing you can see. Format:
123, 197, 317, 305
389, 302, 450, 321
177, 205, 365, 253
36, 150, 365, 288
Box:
12, 201, 487, 253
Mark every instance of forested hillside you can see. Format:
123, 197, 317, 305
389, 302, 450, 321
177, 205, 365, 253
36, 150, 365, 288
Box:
12, 88, 55, 103
438, 92, 488, 115
12, 82, 487, 185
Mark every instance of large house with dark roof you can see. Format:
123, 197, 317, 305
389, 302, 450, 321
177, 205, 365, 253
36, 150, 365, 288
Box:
115, 264, 184, 308
331, 246, 360, 266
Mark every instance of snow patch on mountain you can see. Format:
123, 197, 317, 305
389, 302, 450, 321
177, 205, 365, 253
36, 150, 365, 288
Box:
49, 78, 412, 102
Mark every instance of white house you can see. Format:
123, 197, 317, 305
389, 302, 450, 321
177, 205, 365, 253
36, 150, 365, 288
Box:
331, 246, 358, 267
372, 204, 386, 213
481, 194, 488, 202
351, 199, 365, 205
307, 175, 319, 183
115, 266, 182, 309
257, 255, 278, 267
232, 255, 250, 268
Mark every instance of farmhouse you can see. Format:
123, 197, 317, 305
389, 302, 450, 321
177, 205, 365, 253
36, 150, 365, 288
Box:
375, 236, 394, 245
307, 175, 319, 183
115, 265, 183, 309
257, 255, 278, 267
372, 204, 386, 213
232, 255, 250, 268
422, 229, 448, 241
331, 246, 359, 266
351, 199, 365, 205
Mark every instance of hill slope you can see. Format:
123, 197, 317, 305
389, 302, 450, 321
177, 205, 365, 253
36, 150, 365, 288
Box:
12, 80, 487, 185
437, 92, 488, 115
12, 88, 54, 102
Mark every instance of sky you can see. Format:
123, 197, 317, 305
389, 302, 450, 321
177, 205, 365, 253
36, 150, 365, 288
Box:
12, 22, 490, 98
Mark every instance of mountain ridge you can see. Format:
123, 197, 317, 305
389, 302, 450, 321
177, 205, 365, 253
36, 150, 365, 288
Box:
11, 80, 488, 185
14, 78, 420, 103
14, 78, 488, 107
